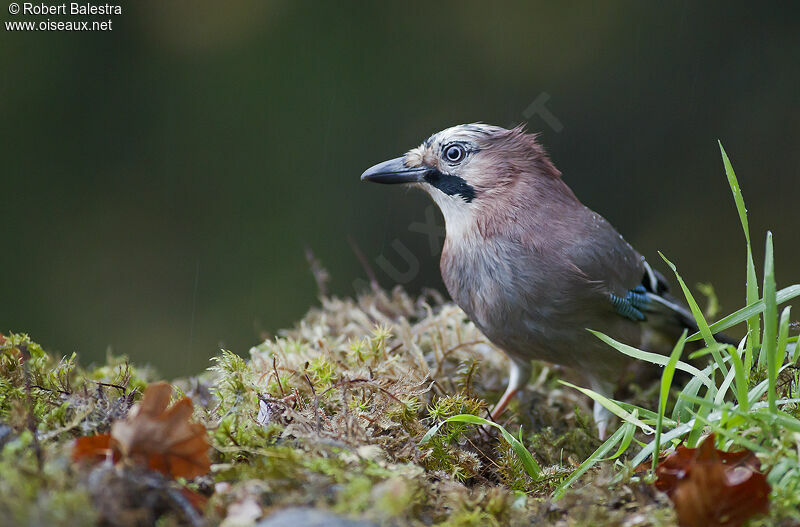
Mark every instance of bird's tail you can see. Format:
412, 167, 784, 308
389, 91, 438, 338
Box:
646, 293, 739, 345
640, 259, 739, 346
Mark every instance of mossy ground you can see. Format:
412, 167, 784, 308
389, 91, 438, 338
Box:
1, 286, 791, 526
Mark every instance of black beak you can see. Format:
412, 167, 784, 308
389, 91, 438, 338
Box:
360, 156, 428, 184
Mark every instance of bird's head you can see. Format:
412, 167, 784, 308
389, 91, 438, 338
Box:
360, 124, 564, 232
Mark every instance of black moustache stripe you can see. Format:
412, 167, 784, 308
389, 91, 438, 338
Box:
423, 169, 476, 203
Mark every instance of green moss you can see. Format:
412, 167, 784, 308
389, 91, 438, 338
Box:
5, 283, 774, 526
307, 356, 336, 388
0, 431, 97, 526
334, 476, 373, 514
0, 292, 673, 526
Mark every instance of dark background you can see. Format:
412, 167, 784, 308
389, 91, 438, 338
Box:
2, 2, 798, 377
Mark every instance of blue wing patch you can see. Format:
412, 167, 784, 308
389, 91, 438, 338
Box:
610, 285, 649, 321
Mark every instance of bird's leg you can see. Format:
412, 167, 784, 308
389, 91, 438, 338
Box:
490, 387, 517, 421
490, 359, 531, 421
589, 378, 615, 440
593, 401, 612, 440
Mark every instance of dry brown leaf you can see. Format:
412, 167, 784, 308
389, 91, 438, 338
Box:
72, 382, 210, 480
655, 434, 770, 527
109, 381, 210, 479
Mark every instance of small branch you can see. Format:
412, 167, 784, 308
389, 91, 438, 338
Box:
30, 384, 70, 396
347, 235, 379, 290
303, 373, 321, 433
304, 245, 330, 297
93, 381, 128, 393
464, 435, 502, 470
319, 378, 403, 403
272, 356, 285, 397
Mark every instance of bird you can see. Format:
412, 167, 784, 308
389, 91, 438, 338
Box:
360, 123, 718, 438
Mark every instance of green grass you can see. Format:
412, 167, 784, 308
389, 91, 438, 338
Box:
420, 414, 542, 480
556, 144, 800, 512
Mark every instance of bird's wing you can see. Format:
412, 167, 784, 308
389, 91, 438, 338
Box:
564, 209, 646, 297
611, 259, 696, 328
565, 208, 709, 341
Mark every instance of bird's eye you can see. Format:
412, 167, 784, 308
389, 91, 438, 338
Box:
444, 144, 466, 163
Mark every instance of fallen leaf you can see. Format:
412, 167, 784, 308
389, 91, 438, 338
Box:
109, 381, 210, 479
110, 381, 210, 479
72, 433, 121, 464
72, 383, 210, 480
655, 434, 769, 527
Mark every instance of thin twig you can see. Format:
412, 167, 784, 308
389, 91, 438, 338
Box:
303, 373, 321, 433
319, 378, 403, 403
464, 435, 503, 470
30, 384, 70, 396
93, 381, 128, 393
272, 356, 285, 397
347, 235, 379, 290
341, 383, 351, 441
20, 345, 43, 472
304, 245, 330, 297
433, 340, 484, 378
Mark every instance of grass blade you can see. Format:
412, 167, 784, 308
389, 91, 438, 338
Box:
748, 377, 770, 407
653, 331, 686, 472
686, 285, 800, 342
777, 306, 791, 376
634, 397, 800, 468
713, 355, 738, 406
605, 419, 637, 461
744, 246, 760, 373
691, 411, 767, 454
719, 141, 761, 358
687, 386, 713, 448
589, 330, 714, 390
660, 252, 728, 377
559, 381, 654, 433
617, 401, 678, 427
719, 142, 750, 244
688, 342, 729, 360
762, 232, 778, 412
672, 365, 714, 423
729, 340, 750, 411
419, 414, 542, 480
553, 424, 628, 499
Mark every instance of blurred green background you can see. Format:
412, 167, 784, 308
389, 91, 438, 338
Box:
2, 2, 798, 377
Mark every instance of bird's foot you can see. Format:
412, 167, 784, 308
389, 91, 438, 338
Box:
490, 387, 519, 422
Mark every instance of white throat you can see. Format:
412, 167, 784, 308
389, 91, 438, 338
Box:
427, 190, 475, 240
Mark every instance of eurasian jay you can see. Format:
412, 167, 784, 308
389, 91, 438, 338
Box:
361, 124, 717, 437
